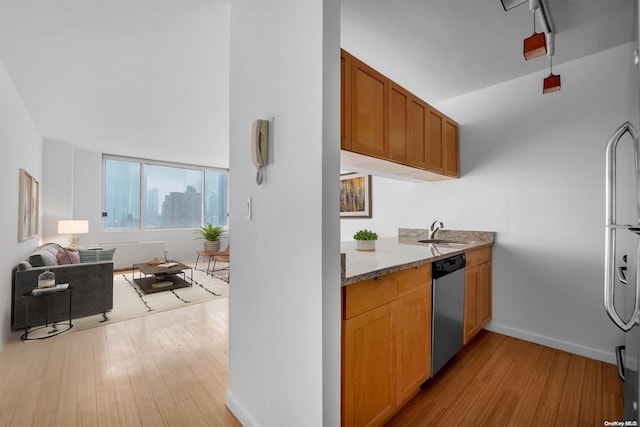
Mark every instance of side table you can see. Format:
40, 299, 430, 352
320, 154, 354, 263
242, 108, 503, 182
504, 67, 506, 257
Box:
21, 287, 73, 340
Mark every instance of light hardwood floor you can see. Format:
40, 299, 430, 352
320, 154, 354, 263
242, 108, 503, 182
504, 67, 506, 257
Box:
0, 296, 625, 427
0, 297, 240, 427
386, 330, 624, 427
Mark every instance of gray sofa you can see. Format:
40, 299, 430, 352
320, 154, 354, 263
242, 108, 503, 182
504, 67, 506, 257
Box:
12, 243, 114, 330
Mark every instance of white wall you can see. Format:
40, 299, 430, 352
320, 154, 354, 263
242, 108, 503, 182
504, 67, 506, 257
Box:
42, 140, 74, 241
227, 0, 340, 426
0, 59, 43, 348
322, 1, 342, 425
340, 43, 639, 363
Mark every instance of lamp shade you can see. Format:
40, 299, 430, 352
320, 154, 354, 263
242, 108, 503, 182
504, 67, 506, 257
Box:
524, 32, 547, 60
543, 73, 561, 93
58, 220, 88, 247
58, 220, 89, 234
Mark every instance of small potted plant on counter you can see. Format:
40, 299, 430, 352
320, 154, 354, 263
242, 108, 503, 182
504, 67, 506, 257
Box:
194, 224, 227, 252
353, 229, 378, 252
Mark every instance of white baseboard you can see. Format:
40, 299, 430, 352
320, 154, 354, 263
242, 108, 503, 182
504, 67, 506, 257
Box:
485, 322, 617, 365
226, 389, 260, 427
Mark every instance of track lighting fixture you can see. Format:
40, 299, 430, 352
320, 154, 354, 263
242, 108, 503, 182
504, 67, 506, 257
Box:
543, 57, 561, 94
523, 8, 546, 60
500, 0, 527, 11
502, 0, 561, 95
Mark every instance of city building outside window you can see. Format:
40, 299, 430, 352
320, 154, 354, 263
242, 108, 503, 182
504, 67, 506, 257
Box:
104, 156, 228, 230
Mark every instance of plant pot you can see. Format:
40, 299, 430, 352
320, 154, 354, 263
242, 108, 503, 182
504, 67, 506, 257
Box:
356, 240, 376, 252
204, 241, 220, 252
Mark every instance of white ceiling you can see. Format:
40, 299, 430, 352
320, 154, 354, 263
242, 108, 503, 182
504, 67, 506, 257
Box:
342, 0, 637, 104
0, 0, 231, 167
0, 0, 636, 160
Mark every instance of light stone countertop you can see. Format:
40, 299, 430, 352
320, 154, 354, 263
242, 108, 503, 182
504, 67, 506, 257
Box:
341, 229, 495, 286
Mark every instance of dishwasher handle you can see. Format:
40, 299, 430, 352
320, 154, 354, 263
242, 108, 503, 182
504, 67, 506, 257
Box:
432, 254, 466, 279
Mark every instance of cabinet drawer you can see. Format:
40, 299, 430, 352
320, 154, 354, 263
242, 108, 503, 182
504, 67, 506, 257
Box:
343, 274, 398, 319
465, 247, 491, 269
397, 264, 430, 296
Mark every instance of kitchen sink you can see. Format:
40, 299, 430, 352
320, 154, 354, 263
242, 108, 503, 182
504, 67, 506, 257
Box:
418, 239, 467, 246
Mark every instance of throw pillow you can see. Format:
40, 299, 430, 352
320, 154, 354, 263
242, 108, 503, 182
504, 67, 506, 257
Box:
56, 248, 80, 265
78, 248, 116, 263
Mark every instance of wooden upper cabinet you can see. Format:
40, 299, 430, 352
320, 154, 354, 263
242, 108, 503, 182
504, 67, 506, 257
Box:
426, 107, 444, 174
444, 118, 459, 177
407, 97, 428, 169
341, 50, 352, 150
351, 57, 389, 159
340, 49, 459, 180
389, 83, 410, 164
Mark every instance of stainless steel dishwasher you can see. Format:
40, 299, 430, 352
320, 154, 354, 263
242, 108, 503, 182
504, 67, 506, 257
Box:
432, 253, 466, 376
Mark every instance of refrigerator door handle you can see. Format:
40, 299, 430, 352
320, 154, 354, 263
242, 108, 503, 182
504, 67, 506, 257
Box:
616, 345, 626, 381
617, 266, 629, 285
605, 121, 640, 331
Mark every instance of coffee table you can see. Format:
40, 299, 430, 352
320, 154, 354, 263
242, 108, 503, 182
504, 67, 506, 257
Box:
132, 260, 193, 294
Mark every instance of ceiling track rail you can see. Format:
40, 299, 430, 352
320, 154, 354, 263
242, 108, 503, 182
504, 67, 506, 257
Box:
530, 0, 554, 57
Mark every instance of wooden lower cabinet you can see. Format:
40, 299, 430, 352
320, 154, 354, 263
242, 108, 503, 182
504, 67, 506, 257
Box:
343, 303, 396, 427
342, 248, 492, 426
463, 248, 492, 344
394, 285, 431, 406
342, 265, 431, 427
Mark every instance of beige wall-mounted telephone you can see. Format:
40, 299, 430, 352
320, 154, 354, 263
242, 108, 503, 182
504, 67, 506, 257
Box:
252, 119, 269, 168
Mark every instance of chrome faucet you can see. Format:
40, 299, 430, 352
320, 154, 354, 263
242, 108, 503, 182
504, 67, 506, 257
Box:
428, 220, 444, 240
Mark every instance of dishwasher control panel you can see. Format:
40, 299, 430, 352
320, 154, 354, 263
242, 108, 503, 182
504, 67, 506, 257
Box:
432, 254, 466, 279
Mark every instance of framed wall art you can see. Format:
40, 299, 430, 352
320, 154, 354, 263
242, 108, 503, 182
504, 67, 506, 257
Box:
18, 168, 39, 241
340, 172, 372, 218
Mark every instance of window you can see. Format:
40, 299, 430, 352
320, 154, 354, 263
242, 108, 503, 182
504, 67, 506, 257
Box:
104, 156, 228, 230
105, 159, 141, 229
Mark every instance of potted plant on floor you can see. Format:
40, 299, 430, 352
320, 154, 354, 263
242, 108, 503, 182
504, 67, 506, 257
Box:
353, 229, 378, 252
194, 224, 227, 252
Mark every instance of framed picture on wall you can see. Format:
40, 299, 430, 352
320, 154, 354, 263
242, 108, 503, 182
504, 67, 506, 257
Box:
340, 172, 372, 218
30, 176, 39, 236
18, 168, 38, 242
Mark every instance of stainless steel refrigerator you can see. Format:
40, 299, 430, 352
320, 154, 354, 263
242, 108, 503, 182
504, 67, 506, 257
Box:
605, 121, 640, 422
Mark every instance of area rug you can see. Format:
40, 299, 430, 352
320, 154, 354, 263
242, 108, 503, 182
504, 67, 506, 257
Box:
70, 261, 229, 333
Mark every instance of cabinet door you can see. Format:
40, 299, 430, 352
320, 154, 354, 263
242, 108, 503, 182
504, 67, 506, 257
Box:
394, 285, 431, 406
343, 303, 396, 427
477, 261, 492, 327
464, 261, 492, 344
426, 107, 444, 174
341, 50, 352, 150
389, 83, 410, 164
443, 119, 459, 177
408, 97, 428, 169
463, 265, 479, 345
351, 58, 389, 159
